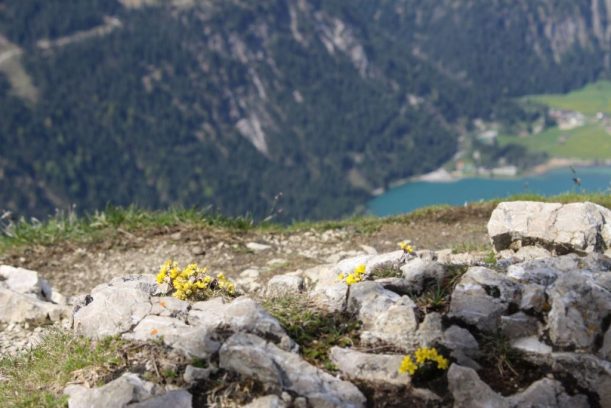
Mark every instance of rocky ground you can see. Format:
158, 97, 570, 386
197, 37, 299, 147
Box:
1, 201, 610, 407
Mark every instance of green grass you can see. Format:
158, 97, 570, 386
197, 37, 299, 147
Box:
498, 123, 611, 159
0, 331, 124, 408
525, 80, 611, 116
1, 194, 609, 252
0, 205, 256, 251
262, 295, 361, 371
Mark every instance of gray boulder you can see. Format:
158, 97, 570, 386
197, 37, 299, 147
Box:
449, 267, 521, 332
64, 372, 165, 408
0, 265, 53, 300
547, 270, 611, 350
73, 284, 151, 339
329, 347, 411, 386
400, 258, 446, 294
487, 201, 611, 254
448, 364, 588, 408
243, 395, 287, 408
123, 315, 220, 358
308, 283, 348, 313
0, 288, 68, 323
187, 296, 296, 352
219, 333, 366, 408
265, 274, 304, 298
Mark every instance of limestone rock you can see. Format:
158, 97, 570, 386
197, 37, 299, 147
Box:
449, 267, 520, 332
0, 265, 52, 300
0, 288, 69, 323
73, 284, 151, 339
183, 365, 216, 384
550, 352, 611, 407
243, 395, 287, 408
64, 372, 163, 408
500, 312, 540, 340
507, 378, 589, 408
246, 242, 271, 252
488, 201, 611, 254
219, 333, 366, 408
187, 296, 296, 352
599, 326, 611, 360
308, 283, 347, 313
123, 315, 220, 358
128, 390, 192, 408
506, 254, 582, 286
511, 336, 552, 356
400, 258, 446, 294
329, 347, 411, 386
149, 296, 189, 320
547, 270, 611, 350
236, 269, 262, 294
448, 364, 508, 408
443, 325, 480, 368
265, 274, 304, 298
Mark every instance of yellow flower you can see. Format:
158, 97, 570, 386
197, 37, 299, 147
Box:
354, 264, 366, 275
399, 241, 414, 254
399, 355, 418, 375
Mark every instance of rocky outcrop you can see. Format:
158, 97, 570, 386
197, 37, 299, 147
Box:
7, 200, 611, 407
488, 201, 611, 254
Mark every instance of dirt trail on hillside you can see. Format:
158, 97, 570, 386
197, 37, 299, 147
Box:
0, 207, 492, 297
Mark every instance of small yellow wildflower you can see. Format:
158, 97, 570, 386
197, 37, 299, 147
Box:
156, 260, 237, 301
399, 355, 418, 375
398, 241, 414, 254
338, 263, 367, 285
399, 346, 449, 376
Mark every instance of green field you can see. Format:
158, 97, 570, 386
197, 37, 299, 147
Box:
525, 80, 611, 116
499, 123, 611, 160
499, 80, 611, 160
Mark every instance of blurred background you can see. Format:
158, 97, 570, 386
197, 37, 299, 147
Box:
1, 0, 610, 223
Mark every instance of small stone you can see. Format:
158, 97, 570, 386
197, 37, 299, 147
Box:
183, 365, 215, 384
500, 312, 540, 340
511, 336, 552, 355
266, 274, 304, 298
129, 390, 193, 408
447, 364, 508, 408
242, 395, 287, 408
220, 333, 365, 407
246, 242, 272, 252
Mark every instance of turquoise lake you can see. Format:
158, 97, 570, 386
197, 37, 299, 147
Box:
368, 166, 611, 217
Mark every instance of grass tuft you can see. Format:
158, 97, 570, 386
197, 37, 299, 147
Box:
0, 330, 125, 408
262, 295, 361, 371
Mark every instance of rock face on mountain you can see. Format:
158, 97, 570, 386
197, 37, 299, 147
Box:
2, 201, 611, 407
2, 1, 611, 221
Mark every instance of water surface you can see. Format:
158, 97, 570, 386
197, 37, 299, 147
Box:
368, 166, 611, 217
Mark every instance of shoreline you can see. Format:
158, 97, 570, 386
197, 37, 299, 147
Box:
373, 158, 610, 195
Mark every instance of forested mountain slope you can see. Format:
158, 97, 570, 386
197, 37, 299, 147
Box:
1, 0, 609, 221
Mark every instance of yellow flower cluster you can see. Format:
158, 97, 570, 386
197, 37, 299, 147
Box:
338, 263, 366, 285
398, 240, 414, 254
156, 260, 236, 301
399, 347, 449, 376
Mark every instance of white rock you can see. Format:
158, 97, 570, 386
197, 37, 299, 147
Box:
219, 333, 366, 408
149, 297, 189, 320
0, 265, 49, 299
128, 390, 193, 408
448, 364, 508, 408
0, 288, 69, 323
329, 347, 410, 386
246, 242, 272, 252
64, 372, 162, 408
243, 395, 287, 408
449, 267, 521, 332
123, 315, 220, 358
265, 274, 304, 297
73, 285, 151, 339
308, 283, 347, 313
400, 258, 446, 294
488, 201, 611, 254
187, 296, 296, 352
508, 378, 589, 408
547, 270, 611, 350
511, 336, 552, 355
183, 365, 215, 384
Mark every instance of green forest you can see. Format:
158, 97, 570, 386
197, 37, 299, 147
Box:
0, 0, 608, 221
